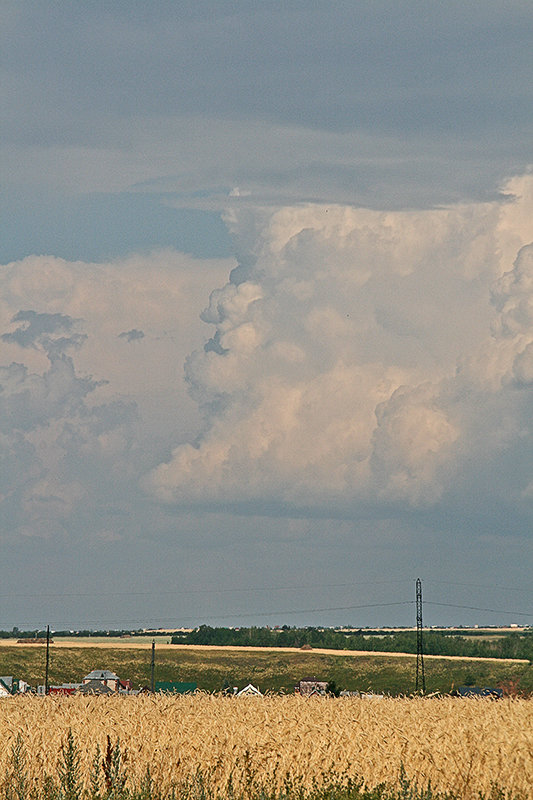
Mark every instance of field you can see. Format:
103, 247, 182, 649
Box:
1, 640, 531, 695
0, 694, 531, 799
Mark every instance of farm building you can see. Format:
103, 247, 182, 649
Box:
0, 676, 31, 695
455, 686, 503, 698
296, 678, 328, 696
82, 669, 121, 690
48, 683, 82, 696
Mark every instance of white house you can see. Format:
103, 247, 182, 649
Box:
236, 683, 263, 696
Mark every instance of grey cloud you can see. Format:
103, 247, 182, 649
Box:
3, 2, 532, 142
0, 430, 37, 503
2, 310, 86, 356
2, 2, 532, 219
486, 242, 533, 389
513, 343, 533, 387
0, 345, 140, 541
491, 243, 533, 337
3, 310, 74, 345
0, 356, 97, 434
42, 334, 88, 357
119, 329, 145, 342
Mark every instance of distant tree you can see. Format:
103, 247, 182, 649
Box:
326, 681, 341, 697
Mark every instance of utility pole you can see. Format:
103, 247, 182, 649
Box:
150, 639, 155, 693
415, 578, 425, 694
45, 625, 50, 696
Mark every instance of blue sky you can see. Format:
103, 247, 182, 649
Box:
1, 1, 532, 630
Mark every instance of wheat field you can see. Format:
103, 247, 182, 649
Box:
0, 694, 531, 798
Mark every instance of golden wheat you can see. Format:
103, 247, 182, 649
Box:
0, 695, 531, 798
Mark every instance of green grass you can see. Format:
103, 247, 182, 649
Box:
1, 643, 531, 694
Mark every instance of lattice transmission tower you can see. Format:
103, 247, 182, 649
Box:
415, 578, 426, 694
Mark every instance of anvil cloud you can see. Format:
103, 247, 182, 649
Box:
146, 176, 533, 519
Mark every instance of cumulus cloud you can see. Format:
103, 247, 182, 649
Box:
0, 249, 231, 434
489, 243, 533, 385
0, 332, 138, 538
0, 357, 96, 433
0, 249, 231, 540
145, 175, 533, 517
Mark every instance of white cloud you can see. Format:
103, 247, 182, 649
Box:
0, 249, 231, 539
2, 177, 533, 545
1, 250, 231, 437
146, 175, 533, 515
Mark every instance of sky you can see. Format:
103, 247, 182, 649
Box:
1, 1, 532, 631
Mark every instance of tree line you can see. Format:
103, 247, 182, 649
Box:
171, 625, 533, 661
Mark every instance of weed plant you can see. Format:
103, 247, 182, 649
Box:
0, 733, 523, 800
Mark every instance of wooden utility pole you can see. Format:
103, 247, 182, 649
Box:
150, 639, 155, 692
45, 625, 50, 695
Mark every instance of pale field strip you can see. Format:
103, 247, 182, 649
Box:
0, 640, 528, 663
0, 695, 531, 799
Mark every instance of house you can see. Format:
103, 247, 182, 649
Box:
48, 683, 81, 696
296, 678, 328, 696
0, 676, 31, 696
454, 686, 503, 698
236, 683, 263, 696
82, 670, 121, 691
77, 679, 115, 695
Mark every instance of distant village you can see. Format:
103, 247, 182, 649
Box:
0, 670, 503, 699
0, 670, 367, 698
0, 669, 193, 697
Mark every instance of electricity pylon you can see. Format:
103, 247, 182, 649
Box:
416, 578, 426, 694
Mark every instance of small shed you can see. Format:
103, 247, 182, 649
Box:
236, 683, 263, 696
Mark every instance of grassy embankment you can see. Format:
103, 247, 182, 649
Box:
0, 640, 531, 694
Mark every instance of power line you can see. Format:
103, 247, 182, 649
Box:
2, 582, 532, 630
429, 580, 533, 594
0, 601, 415, 630
0, 579, 413, 601
2, 600, 532, 629
193, 600, 415, 621
425, 602, 533, 618
1, 580, 531, 610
